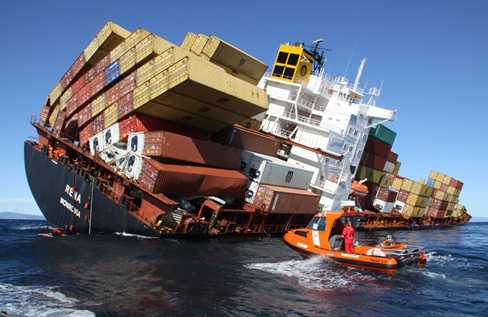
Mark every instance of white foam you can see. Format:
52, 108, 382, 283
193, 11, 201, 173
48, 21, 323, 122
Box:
421, 271, 447, 279
114, 231, 158, 239
0, 283, 95, 317
245, 256, 374, 290
13, 224, 47, 231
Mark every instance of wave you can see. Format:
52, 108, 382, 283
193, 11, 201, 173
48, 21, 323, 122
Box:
0, 283, 95, 317
114, 231, 158, 240
244, 256, 374, 290
13, 224, 48, 231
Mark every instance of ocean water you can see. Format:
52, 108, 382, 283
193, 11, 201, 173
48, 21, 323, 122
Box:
1, 220, 487, 317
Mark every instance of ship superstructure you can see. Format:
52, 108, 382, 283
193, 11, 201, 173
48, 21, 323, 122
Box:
260, 42, 395, 210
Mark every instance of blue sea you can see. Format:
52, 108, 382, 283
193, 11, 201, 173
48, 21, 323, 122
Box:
1, 219, 487, 316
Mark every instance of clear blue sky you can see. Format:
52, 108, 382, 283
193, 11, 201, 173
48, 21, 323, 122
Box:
1, 1, 487, 216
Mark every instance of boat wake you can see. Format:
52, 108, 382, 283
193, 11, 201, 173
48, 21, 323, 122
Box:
114, 231, 158, 240
245, 256, 374, 290
0, 282, 94, 317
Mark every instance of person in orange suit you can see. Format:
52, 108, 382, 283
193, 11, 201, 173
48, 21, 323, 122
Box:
342, 220, 355, 253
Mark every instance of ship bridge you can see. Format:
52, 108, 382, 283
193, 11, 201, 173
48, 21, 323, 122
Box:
260, 44, 396, 210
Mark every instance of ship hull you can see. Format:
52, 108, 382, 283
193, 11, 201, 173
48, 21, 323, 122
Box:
24, 142, 158, 236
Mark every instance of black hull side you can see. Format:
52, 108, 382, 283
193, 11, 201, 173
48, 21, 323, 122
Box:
24, 142, 158, 236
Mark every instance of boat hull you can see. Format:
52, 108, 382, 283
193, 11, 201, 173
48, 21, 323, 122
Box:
24, 141, 158, 236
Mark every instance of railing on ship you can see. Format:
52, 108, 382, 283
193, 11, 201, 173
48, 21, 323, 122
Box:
281, 111, 322, 126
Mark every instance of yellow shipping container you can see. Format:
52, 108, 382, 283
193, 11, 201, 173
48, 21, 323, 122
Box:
48, 105, 60, 127
392, 177, 403, 191
133, 82, 151, 109
190, 34, 209, 55
433, 180, 441, 189
415, 207, 426, 218
379, 174, 394, 187
119, 47, 136, 74
181, 32, 197, 50
110, 29, 150, 63
85, 21, 131, 63
423, 186, 434, 197
442, 174, 451, 185
136, 59, 155, 86
91, 95, 107, 117
49, 84, 63, 105
103, 103, 118, 128
429, 171, 439, 180
200, 35, 268, 85
447, 186, 456, 195
401, 178, 414, 192
59, 87, 72, 110
402, 204, 415, 218
434, 190, 446, 201
393, 161, 401, 176
410, 182, 422, 195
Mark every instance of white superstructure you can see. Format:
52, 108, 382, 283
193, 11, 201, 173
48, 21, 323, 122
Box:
259, 44, 396, 210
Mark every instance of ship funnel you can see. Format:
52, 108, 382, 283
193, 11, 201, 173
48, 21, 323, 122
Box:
353, 58, 367, 91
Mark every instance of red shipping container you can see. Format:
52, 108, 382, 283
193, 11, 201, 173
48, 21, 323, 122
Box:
79, 122, 93, 145
53, 111, 66, 137
138, 159, 248, 197
360, 152, 388, 171
119, 113, 208, 141
94, 55, 110, 75
106, 84, 120, 105
117, 72, 136, 97
253, 184, 320, 214
117, 93, 134, 119
377, 187, 396, 202
431, 199, 448, 210
91, 72, 106, 96
71, 75, 87, 95
364, 137, 392, 157
427, 208, 446, 219
213, 125, 280, 157
92, 114, 105, 134
60, 53, 86, 89
78, 105, 92, 127
387, 151, 398, 163
39, 105, 50, 124
142, 131, 241, 170
455, 181, 464, 190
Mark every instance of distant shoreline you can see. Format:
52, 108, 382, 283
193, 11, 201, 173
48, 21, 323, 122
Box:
0, 212, 45, 220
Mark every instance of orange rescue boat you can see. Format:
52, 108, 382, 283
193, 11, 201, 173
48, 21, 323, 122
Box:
283, 208, 426, 273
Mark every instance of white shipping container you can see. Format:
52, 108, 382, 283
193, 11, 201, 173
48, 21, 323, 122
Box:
124, 153, 143, 179
384, 161, 395, 174
127, 132, 145, 154
102, 123, 120, 148
241, 151, 314, 202
393, 200, 405, 211
89, 132, 104, 156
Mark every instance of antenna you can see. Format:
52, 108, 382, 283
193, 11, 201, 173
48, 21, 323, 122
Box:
303, 38, 330, 75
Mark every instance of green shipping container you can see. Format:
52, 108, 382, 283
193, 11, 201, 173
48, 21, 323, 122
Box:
369, 124, 397, 146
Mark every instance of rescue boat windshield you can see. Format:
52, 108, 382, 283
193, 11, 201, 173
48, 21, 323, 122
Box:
306, 216, 327, 231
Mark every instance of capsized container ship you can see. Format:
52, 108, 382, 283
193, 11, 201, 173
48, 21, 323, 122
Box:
25, 22, 471, 236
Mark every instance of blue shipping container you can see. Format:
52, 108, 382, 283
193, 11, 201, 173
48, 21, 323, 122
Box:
105, 61, 120, 85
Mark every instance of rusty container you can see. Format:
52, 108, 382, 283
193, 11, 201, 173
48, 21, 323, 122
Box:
364, 137, 392, 157
79, 122, 93, 145
78, 104, 92, 127
387, 151, 398, 162
142, 131, 241, 170
213, 125, 280, 157
117, 92, 134, 119
118, 113, 208, 141
359, 152, 388, 171
253, 185, 320, 214
427, 208, 446, 219
138, 159, 248, 197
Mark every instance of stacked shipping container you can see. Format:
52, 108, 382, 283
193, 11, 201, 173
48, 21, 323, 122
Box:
427, 171, 463, 218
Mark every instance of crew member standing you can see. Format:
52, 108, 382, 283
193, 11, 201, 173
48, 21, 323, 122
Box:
342, 220, 355, 253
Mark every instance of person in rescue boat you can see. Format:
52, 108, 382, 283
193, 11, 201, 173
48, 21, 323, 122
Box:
342, 220, 355, 253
